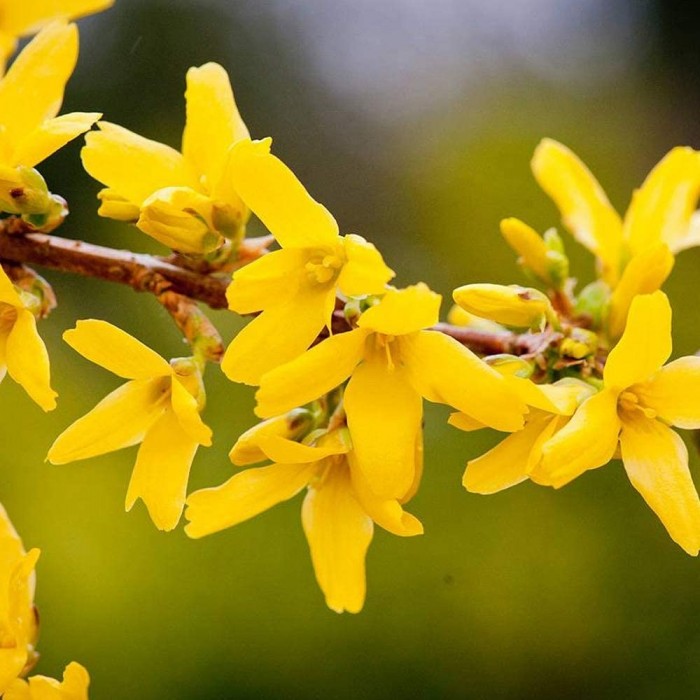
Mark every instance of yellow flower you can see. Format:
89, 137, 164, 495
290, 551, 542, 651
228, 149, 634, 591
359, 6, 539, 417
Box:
0, 0, 112, 67
0, 22, 99, 213
539, 291, 700, 555
0, 504, 39, 694
81, 62, 250, 253
185, 422, 422, 614
47, 320, 212, 531
4, 662, 89, 700
0, 265, 56, 411
255, 284, 527, 500
220, 138, 395, 385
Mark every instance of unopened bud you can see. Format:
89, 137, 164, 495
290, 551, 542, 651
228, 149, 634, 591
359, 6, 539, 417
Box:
560, 328, 599, 360
574, 280, 610, 329
446, 304, 506, 332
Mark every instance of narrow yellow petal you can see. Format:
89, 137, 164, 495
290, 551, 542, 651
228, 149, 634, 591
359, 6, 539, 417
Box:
623, 146, 700, 256
604, 291, 672, 390
81, 121, 198, 206
47, 378, 167, 463
63, 319, 171, 379
507, 376, 590, 415
1, 0, 113, 36
0, 266, 23, 307
620, 414, 700, 555
185, 462, 315, 539
336, 234, 394, 296
228, 138, 339, 248
607, 244, 674, 339
357, 283, 441, 336
448, 412, 485, 432
500, 217, 551, 281
254, 328, 368, 418
531, 138, 623, 281
302, 466, 373, 614
540, 389, 620, 488
403, 330, 526, 432
6, 309, 56, 410
170, 377, 212, 446
252, 434, 348, 464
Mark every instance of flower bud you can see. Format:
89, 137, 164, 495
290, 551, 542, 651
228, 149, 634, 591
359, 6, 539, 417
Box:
446, 304, 506, 332
484, 353, 534, 378
0, 166, 51, 216
574, 280, 610, 329
560, 328, 599, 360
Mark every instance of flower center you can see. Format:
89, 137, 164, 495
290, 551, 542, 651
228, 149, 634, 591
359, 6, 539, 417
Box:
305, 253, 343, 285
618, 390, 656, 419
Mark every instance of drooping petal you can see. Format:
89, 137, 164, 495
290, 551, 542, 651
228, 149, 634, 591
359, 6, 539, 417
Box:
620, 414, 700, 555
357, 283, 441, 336
302, 466, 373, 614
4, 661, 90, 700
47, 378, 167, 463
6, 309, 56, 410
170, 377, 212, 446
539, 389, 621, 488
336, 234, 394, 296
254, 328, 368, 418
81, 122, 198, 206
1, 0, 113, 37
185, 462, 316, 538
0, 267, 23, 307
11, 112, 100, 168
403, 330, 526, 432
604, 291, 672, 390
125, 408, 199, 531
253, 434, 348, 464
228, 138, 339, 248
623, 146, 700, 256
344, 356, 422, 499
507, 376, 591, 416
182, 62, 249, 187
531, 139, 623, 281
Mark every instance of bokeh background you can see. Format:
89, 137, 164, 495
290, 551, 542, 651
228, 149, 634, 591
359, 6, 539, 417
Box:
3, 0, 700, 697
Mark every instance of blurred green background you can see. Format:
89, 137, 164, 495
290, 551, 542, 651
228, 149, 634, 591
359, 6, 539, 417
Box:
3, 0, 700, 697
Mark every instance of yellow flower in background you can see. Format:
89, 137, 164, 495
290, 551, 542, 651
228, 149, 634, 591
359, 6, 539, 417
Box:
539, 291, 700, 555
255, 284, 527, 500
221, 138, 395, 385
0, 504, 39, 694
0, 265, 56, 411
0, 0, 112, 66
0, 21, 100, 217
186, 422, 422, 614
47, 320, 212, 531
4, 662, 89, 700
81, 62, 250, 253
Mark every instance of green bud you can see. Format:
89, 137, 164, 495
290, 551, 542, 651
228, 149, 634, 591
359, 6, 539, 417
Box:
574, 280, 611, 329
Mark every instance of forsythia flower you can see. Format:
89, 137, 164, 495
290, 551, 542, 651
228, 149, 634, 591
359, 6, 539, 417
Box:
255, 284, 527, 500
0, 265, 56, 410
81, 62, 251, 254
47, 320, 212, 531
185, 421, 422, 613
538, 291, 700, 555
4, 662, 90, 700
221, 138, 395, 385
0, 21, 100, 218
0, 504, 39, 694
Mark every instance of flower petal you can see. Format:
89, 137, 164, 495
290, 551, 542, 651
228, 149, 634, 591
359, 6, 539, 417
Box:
0, 267, 22, 307
5, 661, 91, 700
1, 0, 113, 37
228, 138, 339, 248
170, 377, 212, 446
254, 328, 368, 418
254, 434, 348, 464
357, 283, 441, 336
302, 466, 373, 614
337, 234, 394, 296
47, 378, 167, 463
620, 414, 700, 555
63, 319, 171, 379
604, 291, 672, 390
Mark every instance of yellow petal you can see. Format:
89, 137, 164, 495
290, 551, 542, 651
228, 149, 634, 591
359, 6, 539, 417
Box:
448, 412, 485, 432
11, 112, 100, 168
446, 304, 507, 332
623, 146, 700, 256
0, 266, 23, 307
63, 319, 171, 379
499, 217, 551, 281
0, 22, 78, 150
228, 138, 339, 249
604, 291, 672, 390
344, 356, 422, 499
337, 234, 394, 296
620, 414, 700, 555
1, 0, 113, 36
403, 330, 526, 432
222, 285, 334, 386
607, 244, 674, 339
452, 283, 552, 328
254, 328, 368, 418
5, 661, 91, 700
170, 377, 212, 446
508, 376, 593, 415
253, 434, 348, 464
81, 121, 197, 206
182, 62, 249, 187
357, 283, 441, 336
47, 378, 167, 463
96, 188, 139, 222
531, 138, 623, 281
302, 466, 373, 614
185, 462, 315, 538
125, 408, 199, 531
539, 389, 620, 488
6, 309, 56, 410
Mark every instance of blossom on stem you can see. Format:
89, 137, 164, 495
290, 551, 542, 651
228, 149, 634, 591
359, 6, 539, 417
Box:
47, 320, 212, 531
221, 138, 395, 384
4, 662, 90, 700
